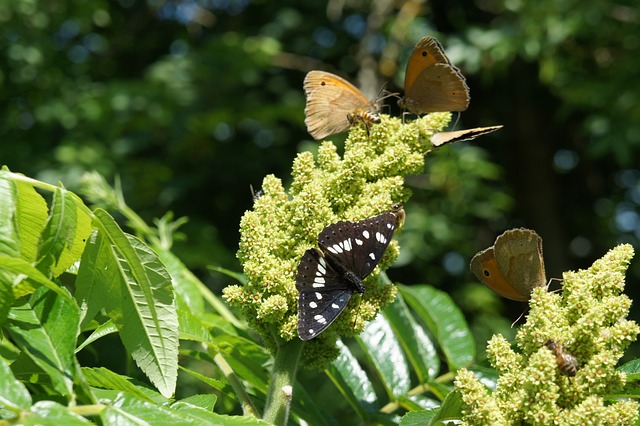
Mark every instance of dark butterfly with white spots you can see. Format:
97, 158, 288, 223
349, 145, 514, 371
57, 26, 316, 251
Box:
296, 204, 405, 340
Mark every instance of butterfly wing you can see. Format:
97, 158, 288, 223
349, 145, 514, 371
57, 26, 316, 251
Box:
318, 210, 400, 279
296, 248, 354, 340
304, 71, 376, 140
470, 247, 530, 301
431, 125, 503, 147
404, 64, 470, 113
399, 37, 470, 114
494, 228, 547, 297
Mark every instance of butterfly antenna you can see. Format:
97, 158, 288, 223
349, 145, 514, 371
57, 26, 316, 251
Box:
452, 111, 462, 129
546, 277, 564, 294
511, 307, 528, 328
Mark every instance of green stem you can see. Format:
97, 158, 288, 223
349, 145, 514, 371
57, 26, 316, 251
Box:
262, 338, 304, 425
212, 352, 260, 417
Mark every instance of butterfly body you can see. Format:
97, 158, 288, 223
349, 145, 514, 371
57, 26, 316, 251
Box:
304, 70, 381, 140
470, 228, 546, 301
296, 205, 403, 340
399, 37, 470, 114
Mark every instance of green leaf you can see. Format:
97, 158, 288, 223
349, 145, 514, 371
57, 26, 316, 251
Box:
0, 355, 32, 413
25, 401, 93, 425
52, 189, 92, 277
36, 186, 81, 276
619, 359, 640, 382
81, 367, 156, 402
174, 394, 217, 411
0, 266, 13, 327
357, 313, 411, 397
102, 393, 271, 426
76, 319, 118, 353
427, 389, 463, 425
325, 339, 377, 420
178, 365, 229, 394
400, 410, 439, 426
14, 178, 49, 263
383, 292, 440, 382
6, 287, 79, 398
0, 255, 74, 302
90, 208, 179, 398
155, 246, 205, 313
399, 285, 475, 370
0, 172, 21, 257
469, 366, 498, 391
208, 264, 248, 285
213, 335, 270, 394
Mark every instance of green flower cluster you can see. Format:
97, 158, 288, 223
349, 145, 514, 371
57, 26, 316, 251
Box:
223, 113, 450, 367
455, 244, 639, 425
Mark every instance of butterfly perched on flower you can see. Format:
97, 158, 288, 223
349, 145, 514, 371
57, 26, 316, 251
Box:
296, 204, 405, 340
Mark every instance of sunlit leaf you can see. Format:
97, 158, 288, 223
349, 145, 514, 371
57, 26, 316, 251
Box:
358, 313, 411, 397
384, 292, 440, 382
399, 285, 475, 370
6, 287, 79, 398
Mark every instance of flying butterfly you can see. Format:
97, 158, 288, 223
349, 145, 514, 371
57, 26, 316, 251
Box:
545, 339, 579, 377
398, 37, 470, 114
304, 70, 382, 140
431, 125, 503, 147
296, 204, 404, 340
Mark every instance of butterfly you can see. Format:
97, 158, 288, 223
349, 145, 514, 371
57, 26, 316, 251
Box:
296, 204, 404, 340
304, 70, 381, 140
431, 125, 503, 147
398, 37, 470, 114
470, 228, 546, 301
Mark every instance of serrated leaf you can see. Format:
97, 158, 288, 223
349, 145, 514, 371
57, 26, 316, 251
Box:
76, 319, 118, 353
0, 267, 13, 327
103, 393, 271, 426
36, 187, 81, 275
178, 308, 216, 343
0, 172, 21, 257
90, 209, 179, 398
0, 256, 74, 302
6, 287, 79, 398
358, 313, 411, 397
25, 400, 93, 425
52, 189, 92, 277
14, 178, 48, 263
0, 355, 32, 411
399, 285, 475, 370
384, 293, 440, 382
174, 394, 217, 411
154, 246, 205, 314
81, 367, 156, 402
179, 365, 229, 394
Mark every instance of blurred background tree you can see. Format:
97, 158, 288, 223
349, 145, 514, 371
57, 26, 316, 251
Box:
1, 0, 639, 358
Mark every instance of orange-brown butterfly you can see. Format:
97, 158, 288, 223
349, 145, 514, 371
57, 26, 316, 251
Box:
398, 37, 470, 114
431, 125, 503, 147
304, 70, 381, 140
470, 228, 546, 301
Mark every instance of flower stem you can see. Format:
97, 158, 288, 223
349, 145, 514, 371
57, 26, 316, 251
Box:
262, 338, 304, 425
